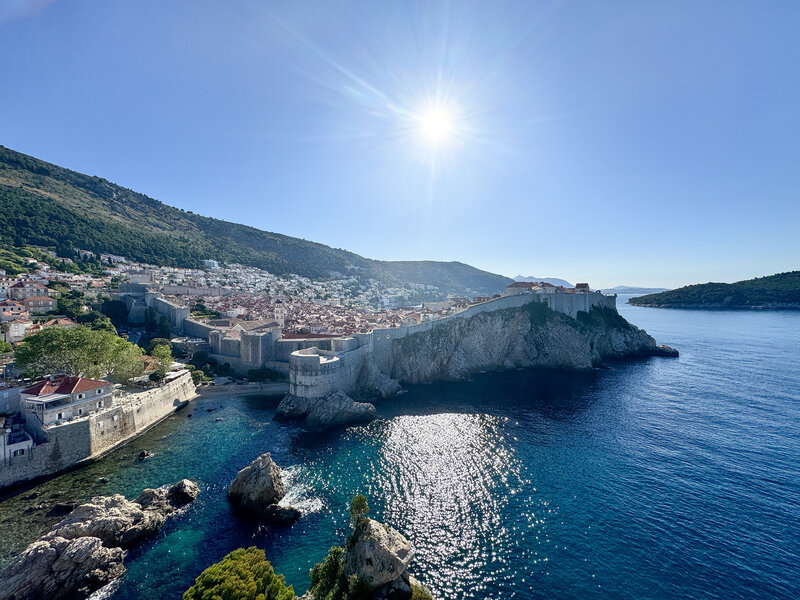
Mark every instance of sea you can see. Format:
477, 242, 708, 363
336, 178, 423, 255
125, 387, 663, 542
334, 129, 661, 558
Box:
0, 296, 798, 600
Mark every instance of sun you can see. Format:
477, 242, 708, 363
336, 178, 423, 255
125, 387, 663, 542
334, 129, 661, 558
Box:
414, 102, 460, 147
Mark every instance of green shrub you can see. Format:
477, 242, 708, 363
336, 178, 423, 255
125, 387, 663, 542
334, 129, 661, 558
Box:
410, 583, 434, 600
183, 547, 293, 600
308, 546, 368, 600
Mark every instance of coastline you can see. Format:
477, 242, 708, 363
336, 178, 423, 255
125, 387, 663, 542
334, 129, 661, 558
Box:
628, 302, 800, 310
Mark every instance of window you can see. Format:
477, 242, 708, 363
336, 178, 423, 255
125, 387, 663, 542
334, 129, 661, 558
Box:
96, 400, 104, 408
96, 388, 104, 394
77, 393, 85, 400
97, 421, 104, 428
113, 415, 119, 422
78, 408, 83, 416
13, 449, 25, 457
57, 412, 63, 420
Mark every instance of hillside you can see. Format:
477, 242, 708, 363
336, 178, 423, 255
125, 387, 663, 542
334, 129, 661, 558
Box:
0, 146, 511, 296
628, 272, 800, 308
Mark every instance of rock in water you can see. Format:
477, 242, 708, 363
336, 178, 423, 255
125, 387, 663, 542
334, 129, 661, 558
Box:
135, 478, 199, 513
345, 518, 414, 591
0, 536, 125, 600
262, 504, 302, 525
0, 480, 199, 600
276, 391, 377, 430
227, 453, 287, 514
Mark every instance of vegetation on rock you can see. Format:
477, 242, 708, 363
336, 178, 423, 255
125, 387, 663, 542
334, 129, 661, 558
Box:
309, 546, 369, 600
349, 494, 369, 528
182, 547, 294, 600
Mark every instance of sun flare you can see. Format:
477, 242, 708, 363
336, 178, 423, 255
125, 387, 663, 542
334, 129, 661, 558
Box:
415, 102, 460, 147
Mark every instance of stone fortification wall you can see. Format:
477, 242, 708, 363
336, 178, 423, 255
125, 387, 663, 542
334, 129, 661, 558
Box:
0, 372, 197, 490
161, 285, 237, 297
275, 338, 334, 363
151, 296, 190, 333
288, 344, 373, 399
369, 292, 615, 372
285, 292, 617, 398
183, 318, 220, 340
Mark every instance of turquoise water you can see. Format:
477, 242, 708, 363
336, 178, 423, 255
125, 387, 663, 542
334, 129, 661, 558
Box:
1, 299, 799, 599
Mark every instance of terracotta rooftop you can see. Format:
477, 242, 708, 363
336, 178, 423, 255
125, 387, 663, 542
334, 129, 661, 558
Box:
23, 375, 109, 397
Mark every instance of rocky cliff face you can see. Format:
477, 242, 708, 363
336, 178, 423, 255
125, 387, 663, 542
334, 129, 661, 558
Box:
389, 303, 664, 384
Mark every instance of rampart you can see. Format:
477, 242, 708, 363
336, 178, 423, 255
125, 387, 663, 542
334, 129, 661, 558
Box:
286, 291, 616, 398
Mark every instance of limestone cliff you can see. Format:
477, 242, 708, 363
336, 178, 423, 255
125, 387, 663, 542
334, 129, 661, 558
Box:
389, 303, 669, 384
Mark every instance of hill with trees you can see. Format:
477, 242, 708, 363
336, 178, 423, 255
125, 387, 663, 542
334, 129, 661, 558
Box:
0, 146, 511, 296
628, 271, 800, 309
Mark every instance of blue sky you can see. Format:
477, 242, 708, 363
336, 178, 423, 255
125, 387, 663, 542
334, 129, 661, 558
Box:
2, 1, 798, 288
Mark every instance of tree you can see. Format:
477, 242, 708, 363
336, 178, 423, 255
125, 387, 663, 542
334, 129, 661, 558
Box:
100, 298, 129, 328
349, 495, 369, 528
14, 326, 143, 383
308, 546, 368, 600
0, 340, 12, 353
57, 291, 87, 320
146, 338, 172, 353
157, 314, 171, 338
149, 343, 172, 377
107, 336, 145, 383
183, 547, 294, 600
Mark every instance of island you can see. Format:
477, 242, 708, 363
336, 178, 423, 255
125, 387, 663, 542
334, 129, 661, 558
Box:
628, 271, 800, 309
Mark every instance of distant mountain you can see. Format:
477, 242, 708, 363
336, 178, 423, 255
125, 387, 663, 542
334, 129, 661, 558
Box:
601, 286, 670, 295
513, 275, 573, 288
628, 272, 800, 308
0, 146, 511, 296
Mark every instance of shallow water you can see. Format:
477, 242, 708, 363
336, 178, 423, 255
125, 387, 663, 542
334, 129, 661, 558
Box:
1, 299, 798, 599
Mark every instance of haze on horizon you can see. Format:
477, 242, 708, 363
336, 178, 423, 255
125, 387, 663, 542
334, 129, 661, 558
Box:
1, 1, 798, 289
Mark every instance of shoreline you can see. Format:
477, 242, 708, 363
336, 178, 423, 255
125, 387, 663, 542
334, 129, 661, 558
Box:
628, 302, 800, 310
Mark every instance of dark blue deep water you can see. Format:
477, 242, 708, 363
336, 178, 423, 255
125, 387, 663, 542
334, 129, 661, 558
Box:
1, 299, 798, 599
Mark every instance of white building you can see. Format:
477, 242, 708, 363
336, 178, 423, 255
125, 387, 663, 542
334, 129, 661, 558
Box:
22, 375, 112, 428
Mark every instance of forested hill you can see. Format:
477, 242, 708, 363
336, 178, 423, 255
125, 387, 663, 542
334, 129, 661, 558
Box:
628, 272, 800, 308
0, 146, 511, 296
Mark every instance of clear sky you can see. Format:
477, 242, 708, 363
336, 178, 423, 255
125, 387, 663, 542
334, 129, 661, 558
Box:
2, 1, 799, 288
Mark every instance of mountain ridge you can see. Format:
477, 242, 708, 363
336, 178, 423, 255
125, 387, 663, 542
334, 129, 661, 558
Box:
513, 275, 573, 287
0, 146, 511, 296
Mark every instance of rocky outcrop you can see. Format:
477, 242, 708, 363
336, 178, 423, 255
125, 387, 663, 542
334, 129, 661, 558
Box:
276, 391, 377, 430
345, 518, 415, 592
227, 453, 299, 523
0, 479, 198, 600
390, 303, 671, 384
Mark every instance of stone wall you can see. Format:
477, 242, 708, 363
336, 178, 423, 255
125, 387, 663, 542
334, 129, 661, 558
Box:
285, 291, 619, 399
183, 318, 220, 339
0, 372, 197, 490
287, 344, 373, 399
369, 292, 615, 372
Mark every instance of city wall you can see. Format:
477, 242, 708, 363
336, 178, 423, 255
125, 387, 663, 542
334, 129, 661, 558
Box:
369, 291, 616, 372
0, 372, 197, 491
286, 292, 616, 397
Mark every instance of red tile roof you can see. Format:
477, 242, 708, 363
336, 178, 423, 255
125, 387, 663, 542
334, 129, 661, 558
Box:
23, 375, 109, 397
